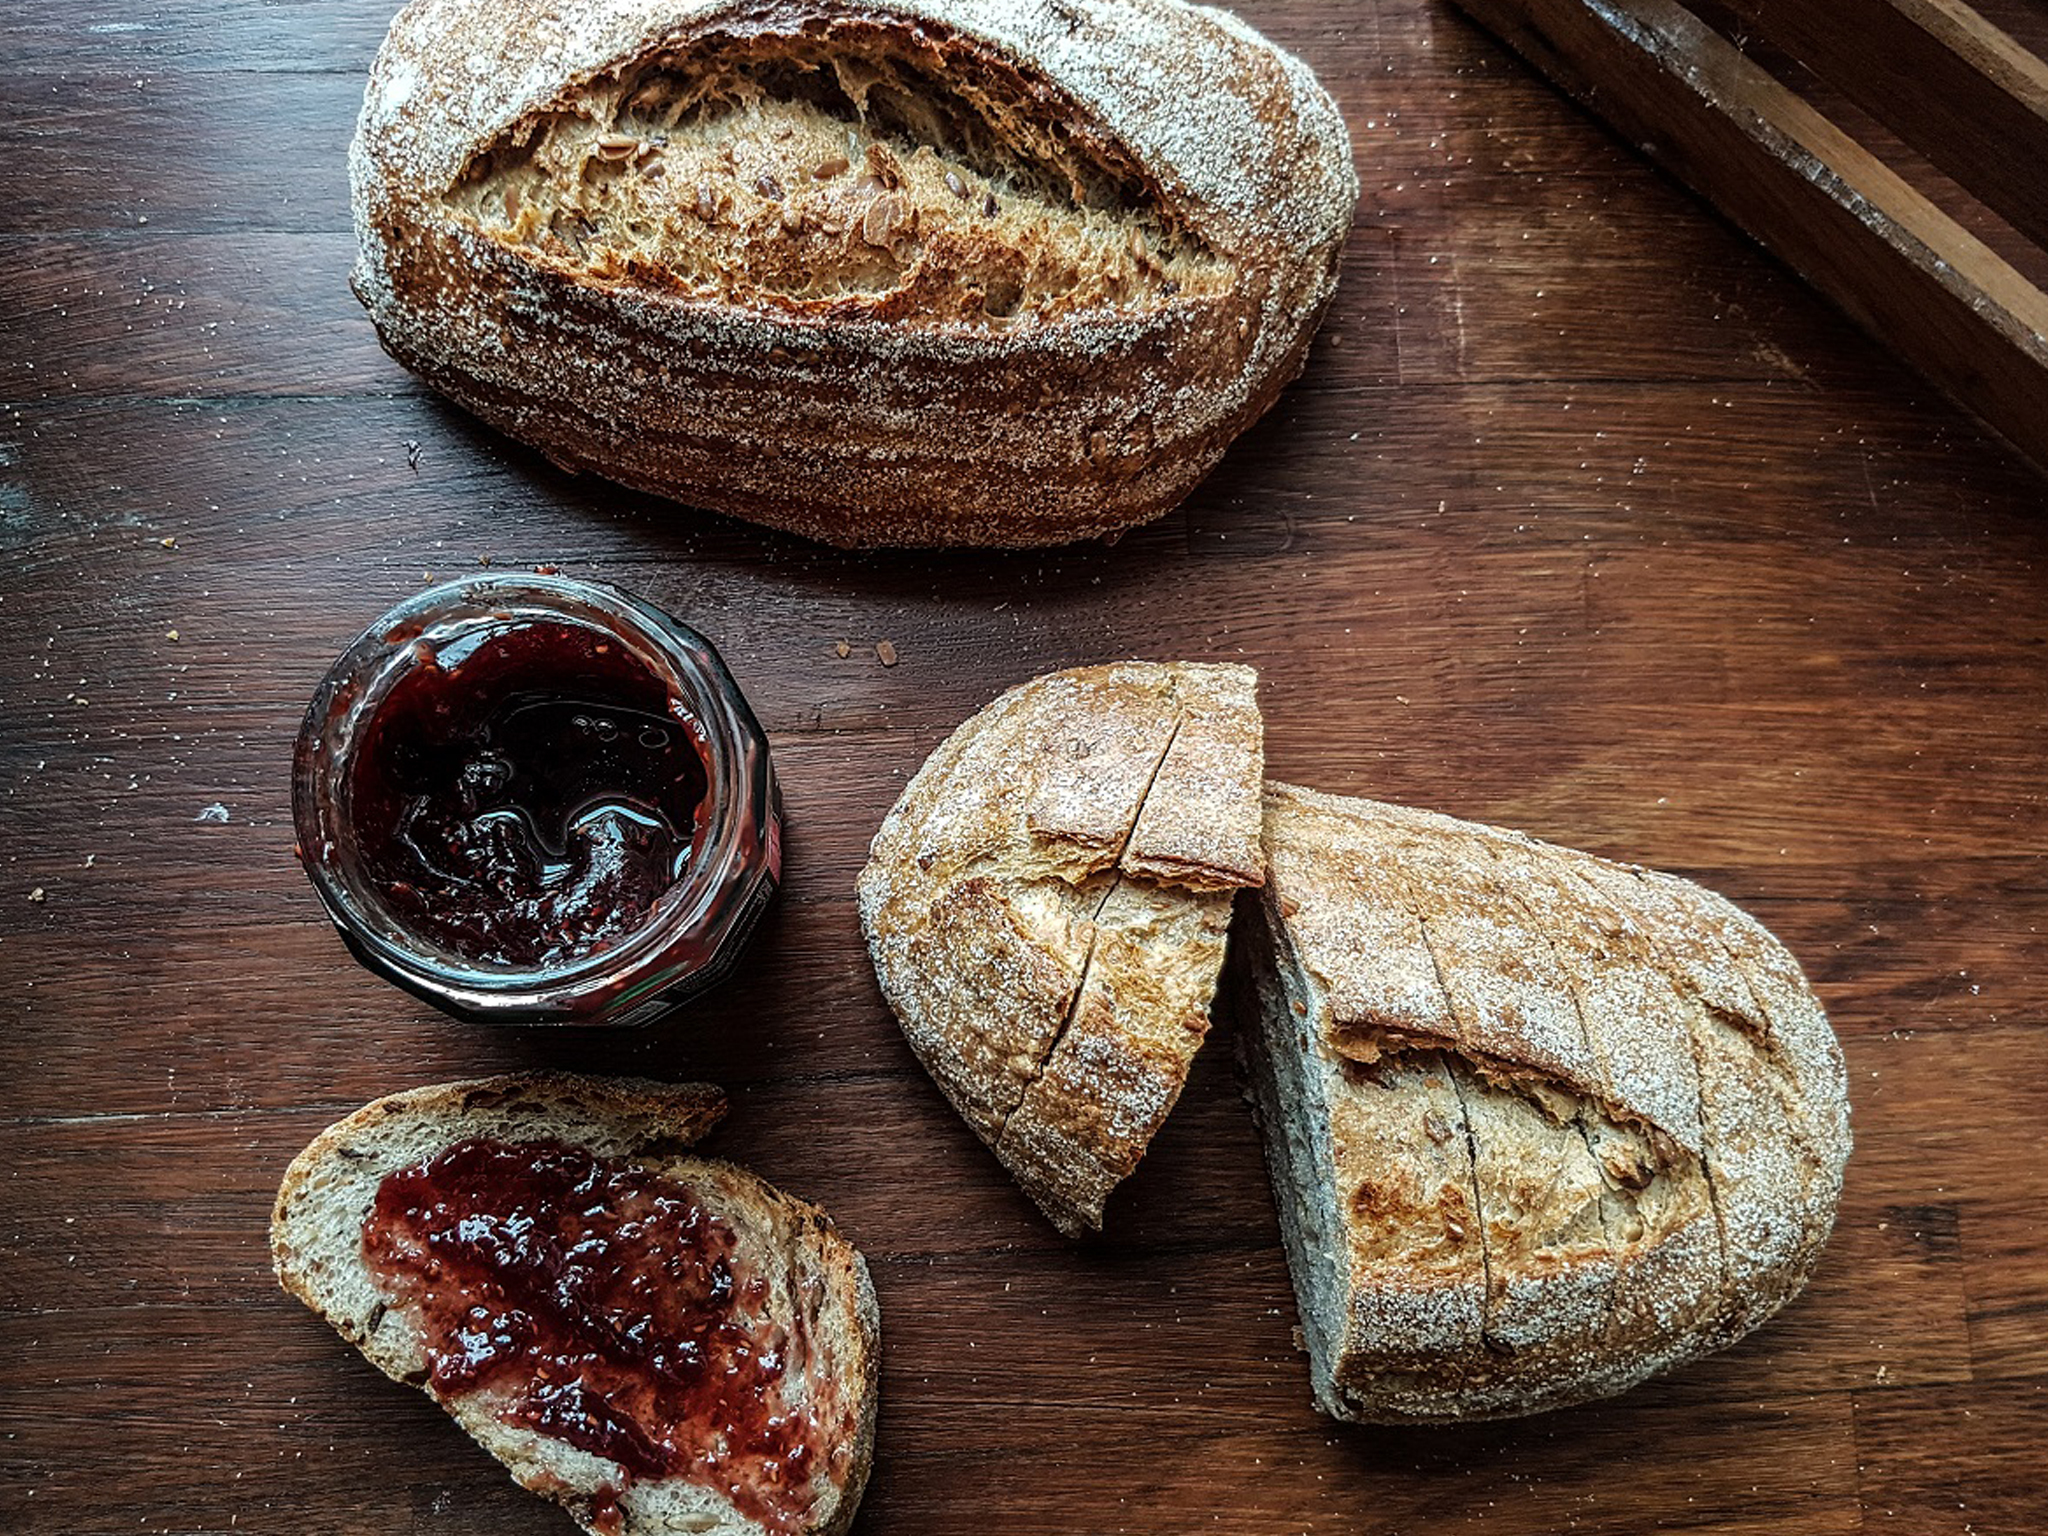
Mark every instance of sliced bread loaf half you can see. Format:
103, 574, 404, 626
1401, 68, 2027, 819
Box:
272, 1073, 879, 1535
1241, 784, 1849, 1422
858, 662, 1264, 1234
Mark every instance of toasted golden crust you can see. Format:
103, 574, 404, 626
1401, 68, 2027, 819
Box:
349, 0, 1357, 547
271, 1074, 879, 1536
1246, 784, 1849, 1422
858, 662, 1263, 1234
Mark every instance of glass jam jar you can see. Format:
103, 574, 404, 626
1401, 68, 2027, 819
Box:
293, 574, 781, 1026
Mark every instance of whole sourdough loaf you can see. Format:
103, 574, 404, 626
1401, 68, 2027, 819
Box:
1241, 784, 1851, 1422
350, 0, 1357, 547
272, 1074, 879, 1536
858, 662, 1265, 1234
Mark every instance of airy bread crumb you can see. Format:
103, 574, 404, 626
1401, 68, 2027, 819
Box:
450, 34, 1235, 326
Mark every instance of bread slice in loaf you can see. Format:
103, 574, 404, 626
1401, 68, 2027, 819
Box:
271, 1074, 879, 1536
349, 0, 1358, 547
858, 662, 1264, 1235
1241, 784, 1850, 1422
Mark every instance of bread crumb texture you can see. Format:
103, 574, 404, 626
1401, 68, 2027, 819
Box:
450, 27, 1235, 325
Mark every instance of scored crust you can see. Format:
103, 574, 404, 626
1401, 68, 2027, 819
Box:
1241, 784, 1851, 1422
349, 0, 1358, 547
271, 1074, 880, 1536
858, 662, 1264, 1234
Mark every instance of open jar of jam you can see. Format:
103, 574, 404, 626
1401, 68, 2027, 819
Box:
293, 574, 780, 1026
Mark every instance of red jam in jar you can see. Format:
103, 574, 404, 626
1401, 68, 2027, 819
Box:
348, 618, 712, 969
363, 1137, 842, 1533
294, 575, 780, 1025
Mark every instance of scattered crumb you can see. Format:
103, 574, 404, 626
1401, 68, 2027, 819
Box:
165, 629, 180, 642
534, 564, 561, 576
422, 571, 435, 583
83, 855, 95, 869
478, 554, 494, 567
405, 439, 422, 473
834, 639, 851, 659
875, 640, 899, 667
195, 803, 231, 825
28, 887, 45, 903
159, 536, 177, 549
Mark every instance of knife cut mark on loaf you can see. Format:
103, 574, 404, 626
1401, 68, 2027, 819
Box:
978, 753, 1171, 1145
859, 663, 1263, 1236
1565, 859, 1846, 1343
1548, 861, 1747, 1329
1396, 902, 1628, 1372
1298, 807, 1684, 1380
997, 712, 1183, 1137
1466, 844, 1723, 1363
1487, 845, 1735, 1365
1245, 784, 1850, 1422
448, 22, 1235, 326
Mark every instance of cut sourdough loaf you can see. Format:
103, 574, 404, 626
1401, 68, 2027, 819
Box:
858, 662, 1264, 1234
272, 1074, 879, 1536
350, 0, 1357, 547
1241, 783, 1851, 1422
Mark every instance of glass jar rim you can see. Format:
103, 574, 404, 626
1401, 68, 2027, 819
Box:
292, 573, 775, 1019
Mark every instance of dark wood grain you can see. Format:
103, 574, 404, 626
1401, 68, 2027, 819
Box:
3, 0, 2046, 1532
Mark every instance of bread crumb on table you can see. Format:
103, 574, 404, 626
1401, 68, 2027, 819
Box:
876, 640, 898, 666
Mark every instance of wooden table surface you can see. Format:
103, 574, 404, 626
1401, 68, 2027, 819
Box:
4, 2, 2045, 1532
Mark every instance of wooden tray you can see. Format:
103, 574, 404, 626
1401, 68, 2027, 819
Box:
1452, 0, 2048, 473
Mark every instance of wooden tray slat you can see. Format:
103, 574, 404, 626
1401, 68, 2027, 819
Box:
1453, 0, 2048, 476
1711, 0, 2048, 254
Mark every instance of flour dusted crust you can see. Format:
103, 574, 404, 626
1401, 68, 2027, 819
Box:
271, 1075, 880, 1536
1242, 784, 1850, 1422
350, 0, 1357, 547
858, 663, 1264, 1234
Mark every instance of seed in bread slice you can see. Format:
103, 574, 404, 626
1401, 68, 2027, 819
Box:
858, 662, 1264, 1235
271, 1073, 880, 1536
1240, 783, 1850, 1422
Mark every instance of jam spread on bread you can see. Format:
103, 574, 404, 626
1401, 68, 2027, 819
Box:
347, 618, 710, 968
364, 1137, 829, 1530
